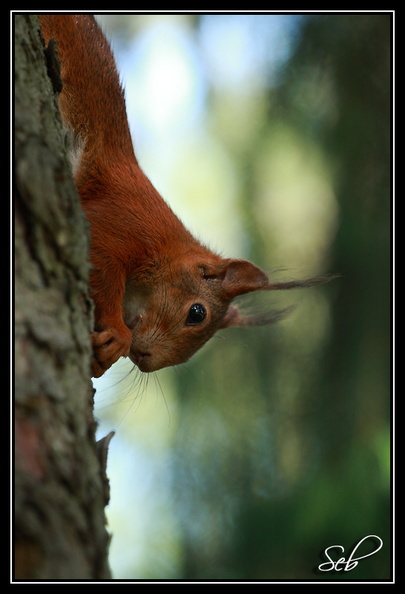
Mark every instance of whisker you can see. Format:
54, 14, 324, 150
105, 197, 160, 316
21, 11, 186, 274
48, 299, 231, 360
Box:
153, 372, 171, 426
114, 368, 150, 427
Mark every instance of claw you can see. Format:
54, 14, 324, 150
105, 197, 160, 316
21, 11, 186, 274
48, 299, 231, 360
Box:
91, 326, 132, 377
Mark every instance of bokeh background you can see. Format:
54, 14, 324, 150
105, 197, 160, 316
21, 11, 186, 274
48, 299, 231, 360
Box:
92, 13, 392, 580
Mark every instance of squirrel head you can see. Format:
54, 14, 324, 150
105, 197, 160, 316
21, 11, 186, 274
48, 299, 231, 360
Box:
122, 252, 274, 372
122, 246, 336, 373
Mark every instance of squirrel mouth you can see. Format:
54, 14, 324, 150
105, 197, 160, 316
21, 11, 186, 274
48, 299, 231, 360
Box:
130, 348, 153, 372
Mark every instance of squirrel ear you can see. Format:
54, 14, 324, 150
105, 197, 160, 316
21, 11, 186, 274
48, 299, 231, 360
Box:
221, 259, 269, 299
218, 305, 242, 329
219, 304, 294, 329
220, 261, 339, 297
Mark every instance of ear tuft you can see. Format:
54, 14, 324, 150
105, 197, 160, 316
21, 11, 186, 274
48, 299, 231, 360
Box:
219, 305, 295, 329
265, 274, 340, 291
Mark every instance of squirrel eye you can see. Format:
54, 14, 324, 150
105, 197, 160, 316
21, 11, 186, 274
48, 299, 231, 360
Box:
186, 303, 207, 326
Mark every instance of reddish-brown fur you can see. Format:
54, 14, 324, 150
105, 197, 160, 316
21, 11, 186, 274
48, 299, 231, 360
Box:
40, 15, 333, 377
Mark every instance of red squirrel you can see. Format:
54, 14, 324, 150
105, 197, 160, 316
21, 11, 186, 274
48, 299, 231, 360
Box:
40, 15, 333, 378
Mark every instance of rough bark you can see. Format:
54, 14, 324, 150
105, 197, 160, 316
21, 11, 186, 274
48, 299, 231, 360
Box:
14, 14, 112, 580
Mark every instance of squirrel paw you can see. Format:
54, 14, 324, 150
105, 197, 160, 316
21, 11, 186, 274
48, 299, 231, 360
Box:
91, 326, 132, 378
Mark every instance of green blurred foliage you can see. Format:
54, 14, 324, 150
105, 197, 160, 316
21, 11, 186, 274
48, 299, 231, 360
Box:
95, 13, 392, 581
170, 14, 391, 581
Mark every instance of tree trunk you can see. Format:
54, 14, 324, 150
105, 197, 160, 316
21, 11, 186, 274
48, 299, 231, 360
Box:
14, 14, 112, 580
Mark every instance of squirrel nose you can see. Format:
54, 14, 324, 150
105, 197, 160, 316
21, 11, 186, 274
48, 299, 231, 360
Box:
132, 348, 151, 370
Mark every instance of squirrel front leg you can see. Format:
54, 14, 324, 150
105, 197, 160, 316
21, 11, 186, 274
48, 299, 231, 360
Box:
90, 258, 132, 378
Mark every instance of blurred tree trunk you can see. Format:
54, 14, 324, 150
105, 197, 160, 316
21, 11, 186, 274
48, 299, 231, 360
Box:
14, 14, 111, 580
